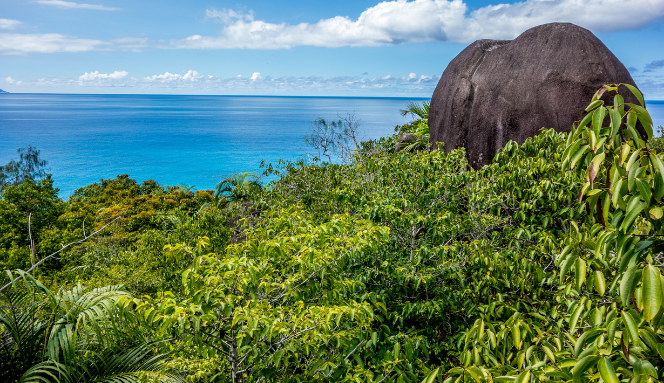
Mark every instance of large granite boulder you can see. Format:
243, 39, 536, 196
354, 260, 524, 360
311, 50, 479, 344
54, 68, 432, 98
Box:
429, 23, 641, 169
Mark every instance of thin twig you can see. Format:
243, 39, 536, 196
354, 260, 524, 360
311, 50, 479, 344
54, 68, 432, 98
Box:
0, 216, 121, 293
28, 213, 34, 267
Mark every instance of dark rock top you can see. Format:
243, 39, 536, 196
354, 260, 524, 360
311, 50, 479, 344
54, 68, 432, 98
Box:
429, 22, 640, 169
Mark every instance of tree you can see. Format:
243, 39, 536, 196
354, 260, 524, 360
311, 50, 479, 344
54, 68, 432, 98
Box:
304, 118, 344, 163
133, 209, 388, 382
398, 101, 431, 152
0, 177, 64, 270
441, 84, 664, 383
399, 101, 429, 121
304, 113, 364, 163
215, 172, 262, 203
0, 146, 50, 192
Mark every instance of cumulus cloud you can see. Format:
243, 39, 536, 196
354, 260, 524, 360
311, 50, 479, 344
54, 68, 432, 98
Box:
79, 71, 128, 80
144, 70, 202, 82
5, 76, 23, 85
5, 0, 664, 54
206, 8, 255, 24
166, 0, 664, 49
645, 59, 664, 72
0, 33, 107, 54
136, 71, 441, 93
0, 19, 21, 30
34, 0, 119, 11
4, 71, 442, 95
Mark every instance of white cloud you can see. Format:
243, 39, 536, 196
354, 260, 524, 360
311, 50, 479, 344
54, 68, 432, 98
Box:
5, 76, 23, 85
0, 19, 22, 30
4, 0, 664, 55
7, 69, 664, 98
167, 0, 664, 49
4, 71, 442, 95
144, 70, 202, 82
206, 8, 255, 24
34, 0, 119, 11
135, 71, 440, 93
0, 33, 107, 54
79, 71, 128, 80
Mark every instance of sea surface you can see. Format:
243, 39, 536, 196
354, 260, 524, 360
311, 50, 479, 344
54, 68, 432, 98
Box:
0, 93, 427, 197
1, 94, 663, 198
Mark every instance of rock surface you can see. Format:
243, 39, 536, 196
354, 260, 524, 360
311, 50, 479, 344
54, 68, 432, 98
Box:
429, 23, 641, 169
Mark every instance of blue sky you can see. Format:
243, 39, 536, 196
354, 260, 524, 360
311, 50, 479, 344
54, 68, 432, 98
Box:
1, 0, 663, 97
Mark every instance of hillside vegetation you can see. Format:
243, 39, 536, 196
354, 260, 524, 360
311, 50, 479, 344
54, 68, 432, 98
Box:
2, 84, 664, 383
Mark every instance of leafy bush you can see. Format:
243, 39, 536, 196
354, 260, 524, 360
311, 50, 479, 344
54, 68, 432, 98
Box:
4, 87, 663, 382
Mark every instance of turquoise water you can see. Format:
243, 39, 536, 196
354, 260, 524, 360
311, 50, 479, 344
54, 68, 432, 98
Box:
0, 94, 427, 196
1, 94, 663, 197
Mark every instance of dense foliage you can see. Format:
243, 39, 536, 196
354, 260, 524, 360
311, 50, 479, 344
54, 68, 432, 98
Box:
2, 89, 664, 382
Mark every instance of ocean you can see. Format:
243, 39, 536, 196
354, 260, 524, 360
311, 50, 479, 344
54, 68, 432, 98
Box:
1, 94, 663, 198
0, 94, 427, 197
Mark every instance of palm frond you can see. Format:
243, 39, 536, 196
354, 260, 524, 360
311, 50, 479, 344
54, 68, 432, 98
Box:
2, 270, 182, 383
215, 172, 262, 202
399, 101, 430, 120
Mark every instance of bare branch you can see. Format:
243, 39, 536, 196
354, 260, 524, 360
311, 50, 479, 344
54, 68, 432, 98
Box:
28, 212, 35, 267
0, 216, 121, 293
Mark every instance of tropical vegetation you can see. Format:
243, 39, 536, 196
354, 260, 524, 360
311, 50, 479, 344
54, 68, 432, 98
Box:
2, 85, 664, 382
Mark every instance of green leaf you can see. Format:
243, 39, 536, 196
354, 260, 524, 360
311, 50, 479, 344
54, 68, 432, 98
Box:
642, 264, 662, 322
569, 301, 585, 333
622, 310, 641, 347
649, 153, 664, 191
611, 179, 623, 208
636, 179, 652, 204
620, 201, 647, 233
597, 358, 619, 383
477, 319, 484, 341
615, 94, 625, 114
574, 329, 602, 357
657, 343, 664, 361
512, 323, 521, 349
494, 377, 516, 383
578, 111, 594, 129
542, 345, 556, 364
608, 319, 619, 344
620, 264, 639, 307
558, 358, 576, 368
633, 359, 657, 378
585, 99, 604, 112
649, 206, 663, 220
626, 103, 653, 131
623, 83, 645, 107
592, 106, 607, 137
593, 270, 606, 296
515, 370, 530, 383
421, 368, 439, 383
570, 145, 589, 169
609, 107, 622, 137
588, 153, 605, 185
466, 367, 484, 383
575, 258, 586, 291
572, 355, 600, 381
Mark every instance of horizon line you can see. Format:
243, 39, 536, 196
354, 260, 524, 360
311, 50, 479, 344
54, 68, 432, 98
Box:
0, 91, 432, 100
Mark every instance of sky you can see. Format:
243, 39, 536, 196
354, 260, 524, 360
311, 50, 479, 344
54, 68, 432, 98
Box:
1, 0, 664, 97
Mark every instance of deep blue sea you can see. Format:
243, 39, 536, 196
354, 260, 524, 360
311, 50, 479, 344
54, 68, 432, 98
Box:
0, 94, 427, 197
1, 94, 663, 198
